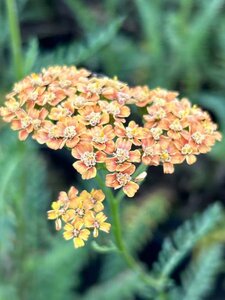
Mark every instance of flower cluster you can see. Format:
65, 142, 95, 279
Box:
47, 186, 111, 248
0, 65, 222, 197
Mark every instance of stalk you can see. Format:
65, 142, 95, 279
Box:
5, 0, 23, 80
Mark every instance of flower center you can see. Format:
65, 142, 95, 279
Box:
28, 90, 39, 101
153, 97, 166, 106
21, 117, 32, 129
48, 127, 58, 139
126, 127, 134, 139
114, 148, 130, 163
181, 144, 192, 155
192, 131, 205, 144
59, 80, 71, 88
150, 127, 163, 140
155, 108, 166, 120
106, 103, 120, 116
117, 92, 130, 104
87, 112, 101, 126
43, 92, 56, 104
169, 119, 183, 131
75, 208, 85, 217
92, 134, 107, 144
116, 172, 131, 186
32, 119, 42, 130
94, 221, 100, 228
73, 229, 80, 237
64, 126, 77, 139
81, 151, 96, 167
144, 146, 154, 156
160, 150, 171, 162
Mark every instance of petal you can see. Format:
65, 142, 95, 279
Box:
79, 229, 90, 241
73, 237, 85, 248
63, 230, 74, 240
100, 222, 111, 233
123, 181, 139, 197
186, 154, 197, 165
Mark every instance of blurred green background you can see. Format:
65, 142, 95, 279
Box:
0, 0, 225, 299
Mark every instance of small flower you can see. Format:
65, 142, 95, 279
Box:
63, 222, 90, 248
85, 212, 111, 237
72, 143, 106, 179
106, 164, 139, 197
115, 121, 147, 146
105, 138, 141, 172
80, 189, 105, 212
89, 125, 115, 153
11, 108, 48, 140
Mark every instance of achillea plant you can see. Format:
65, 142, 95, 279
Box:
0, 65, 222, 294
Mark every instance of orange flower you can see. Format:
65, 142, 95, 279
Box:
34, 120, 63, 150
78, 105, 109, 127
54, 117, 86, 148
85, 212, 111, 237
11, 107, 48, 140
115, 121, 147, 146
0, 98, 22, 122
142, 138, 161, 166
105, 138, 141, 172
99, 100, 130, 122
106, 164, 139, 197
159, 137, 183, 174
88, 125, 115, 153
63, 222, 90, 248
128, 86, 152, 107
72, 143, 106, 179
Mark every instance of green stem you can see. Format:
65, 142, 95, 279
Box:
95, 170, 158, 286
5, 0, 23, 80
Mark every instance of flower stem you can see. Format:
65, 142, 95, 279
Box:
95, 170, 158, 287
5, 0, 23, 80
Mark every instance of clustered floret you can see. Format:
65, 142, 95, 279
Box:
0, 65, 222, 247
48, 186, 110, 248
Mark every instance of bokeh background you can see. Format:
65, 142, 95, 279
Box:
0, 0, 225, 299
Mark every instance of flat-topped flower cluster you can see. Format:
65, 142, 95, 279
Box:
0, 65, 221, 247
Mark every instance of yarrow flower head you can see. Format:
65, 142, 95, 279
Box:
0, 65, 222, 248
47, 186, 110, 248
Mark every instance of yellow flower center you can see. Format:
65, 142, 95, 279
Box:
92, 132, 107, 144
81, 151, 96, 167
160, 150, 171, 162
21, 117, 32, 129
116, 172, 131, 186
64, 126, 77, 139
153, 97, 166, 106
192, 131, 205, 144
114, 148, 130, 163
169, 120, 183, 131
181, 144, 192, 155
87, 112, 101, 126
150, 127, 163, 140
59, 80, 71, 88
43, 92, 56, 104
48, 127, 58, 139
155, 108, 166, 120
32, 119, 42, 130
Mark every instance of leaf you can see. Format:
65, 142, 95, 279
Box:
152, 203, 223, 286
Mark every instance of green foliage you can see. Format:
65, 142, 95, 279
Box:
0, 129, 89, 300
153, 203, 223, 283
169, 245, 223, 300
82, 270, 143, 300
34, 18, 123, 71
124, 193, 170, 254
